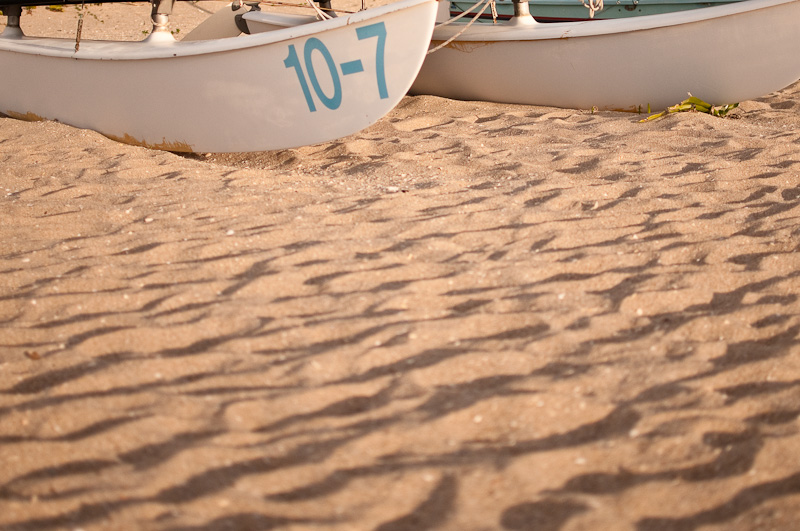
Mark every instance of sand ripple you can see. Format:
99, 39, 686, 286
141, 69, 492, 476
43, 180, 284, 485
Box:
2, 12, 800, 527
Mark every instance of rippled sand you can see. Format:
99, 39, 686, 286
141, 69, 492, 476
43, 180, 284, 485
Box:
3, 3, 800, 530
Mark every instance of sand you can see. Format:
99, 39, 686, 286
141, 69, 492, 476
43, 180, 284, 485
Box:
3, 3, 800, 530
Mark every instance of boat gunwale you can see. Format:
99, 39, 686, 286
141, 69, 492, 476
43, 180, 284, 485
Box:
450, 0, 734, 6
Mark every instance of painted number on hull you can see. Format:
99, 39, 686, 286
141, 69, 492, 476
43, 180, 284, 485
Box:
284, 22, 388, 112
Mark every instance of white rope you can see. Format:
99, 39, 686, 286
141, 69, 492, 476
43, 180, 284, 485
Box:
427, 0, 495, 55
305, 0, 333, 19
436, 0, 491, 27
74, 0, 86, 52
580, 0, 603, 18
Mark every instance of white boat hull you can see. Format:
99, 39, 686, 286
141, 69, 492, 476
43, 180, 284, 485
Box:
0, 0, 437, 152
411, 0, 800, 111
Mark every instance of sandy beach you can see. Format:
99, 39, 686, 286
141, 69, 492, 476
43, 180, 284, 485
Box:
3, 3, 800, 530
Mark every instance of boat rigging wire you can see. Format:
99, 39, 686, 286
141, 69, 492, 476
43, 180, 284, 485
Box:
255, 0, 354, 15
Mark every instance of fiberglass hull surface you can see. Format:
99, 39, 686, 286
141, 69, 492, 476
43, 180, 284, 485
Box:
0, 0, 437, 152
411, 0, 800, 111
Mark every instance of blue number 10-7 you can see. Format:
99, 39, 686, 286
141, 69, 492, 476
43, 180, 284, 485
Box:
284, 22, 389, 113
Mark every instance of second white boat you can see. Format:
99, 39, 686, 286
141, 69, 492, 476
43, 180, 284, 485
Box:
411, 0, 800, 111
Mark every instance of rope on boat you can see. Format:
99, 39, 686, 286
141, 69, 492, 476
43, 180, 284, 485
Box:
580, 0, 603, 18
74, 0, 85, 51
305, 0, 333, 19
427, 0, 495, 55
298, 0, 333, 20
436, 0, 493, 27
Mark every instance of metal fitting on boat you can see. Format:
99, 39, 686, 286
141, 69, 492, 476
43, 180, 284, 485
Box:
1, 5, 22, 26
1, 5, 23, 36
150, 0, 174, 32
511, 0, 532, 17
